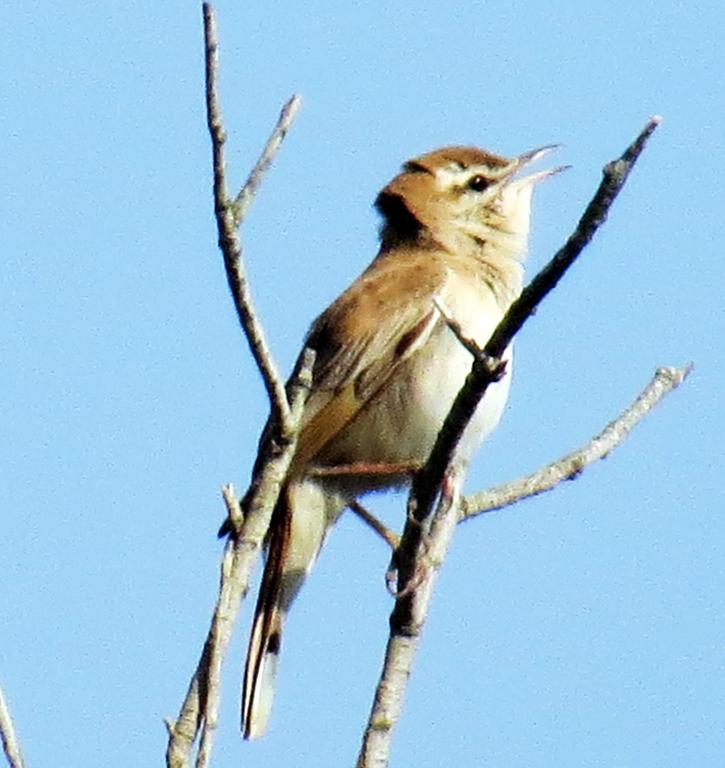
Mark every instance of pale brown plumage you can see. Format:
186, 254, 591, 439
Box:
241, 144, 559, 739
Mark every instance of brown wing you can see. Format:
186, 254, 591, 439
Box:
293, 250, 451, 467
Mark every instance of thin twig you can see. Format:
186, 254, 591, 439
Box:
221, 482, 244, 535
461, 364, 691, 520
356, 117, 662, 768
203, 1, 300, 430
165, 349, 314, 768
198, 545, 234, 768
234, 95, 301, 226
195, 488, 241, 768
0, 684, 26, 768
433, 296, 484, 360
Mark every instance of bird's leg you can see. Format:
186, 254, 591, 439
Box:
310, 460, 422, 478
388, 465, 462, 598
347, 499, 400, 550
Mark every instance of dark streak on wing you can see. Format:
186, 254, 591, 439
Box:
394, 308, 436, 358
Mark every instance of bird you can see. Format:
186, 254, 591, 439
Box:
240, 143, 560, 739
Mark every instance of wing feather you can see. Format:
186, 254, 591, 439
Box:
294, 253, 451, 467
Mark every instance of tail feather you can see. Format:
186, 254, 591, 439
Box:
242, 479, 344, 739
242, 489, 291, 740
242, 604, 284, 739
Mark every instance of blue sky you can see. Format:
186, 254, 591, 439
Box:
1, 2, 723, 766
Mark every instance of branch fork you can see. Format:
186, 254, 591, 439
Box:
162, 10, 684, 768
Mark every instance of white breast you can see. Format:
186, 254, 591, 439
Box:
320, 270, 513, 484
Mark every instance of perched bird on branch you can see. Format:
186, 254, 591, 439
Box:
240, 143, 560, 739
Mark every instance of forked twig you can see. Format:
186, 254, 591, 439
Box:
461, 364, 692, 520
165, 5, 307, 767
203, 1, 300, 432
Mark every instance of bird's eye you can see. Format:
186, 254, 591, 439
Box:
467, 174, 490, 192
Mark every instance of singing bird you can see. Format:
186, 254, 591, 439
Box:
240, 144, 559, 738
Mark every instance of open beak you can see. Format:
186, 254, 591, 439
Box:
511, 144, 570, 186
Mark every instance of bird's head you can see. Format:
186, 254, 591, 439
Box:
376, 144, 565, 260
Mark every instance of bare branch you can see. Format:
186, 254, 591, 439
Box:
167, 14, 306, 763
356, 467, 463, 768
194, 489, 241, 768
233, 95, 301, 226
462, 364, 692, 520
166, 348, 314, 768
203, 1, 300, 430
166, 528, 241, 768
0, 684, 26, 768
356, 117, 663, 768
